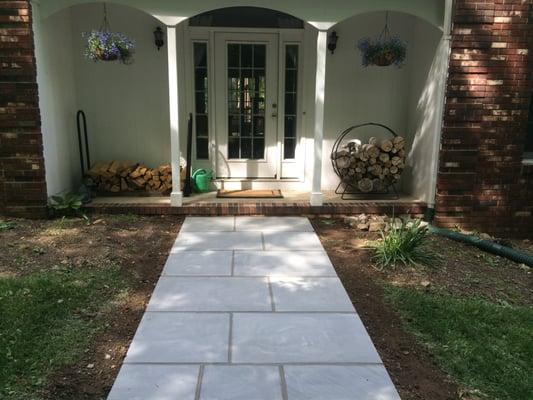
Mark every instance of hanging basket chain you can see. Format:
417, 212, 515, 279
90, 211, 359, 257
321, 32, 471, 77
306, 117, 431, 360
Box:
378, 11, 390, 43
99, 3, 111, 33
83, 2, 135, 64
357, 10, 407, 68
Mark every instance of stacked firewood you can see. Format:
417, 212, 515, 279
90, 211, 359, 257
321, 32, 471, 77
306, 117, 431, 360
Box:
332, 136, 406, 193
87, 161, 175, 193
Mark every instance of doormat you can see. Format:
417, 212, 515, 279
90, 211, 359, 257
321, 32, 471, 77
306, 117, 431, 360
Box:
217, 189, 283, 199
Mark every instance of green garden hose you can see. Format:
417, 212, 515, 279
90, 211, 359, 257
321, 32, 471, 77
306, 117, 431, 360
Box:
429, 225, 533, 267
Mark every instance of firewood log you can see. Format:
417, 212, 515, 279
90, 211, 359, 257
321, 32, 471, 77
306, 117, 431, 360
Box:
379, 139, 393, 152
379, 152, 390, 163
391, 156, 402, 166
393, 136, 405, 150
358, 178, 373, 193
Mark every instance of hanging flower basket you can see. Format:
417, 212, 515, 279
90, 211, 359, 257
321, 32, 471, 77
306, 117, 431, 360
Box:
83, 4, 135, 64
84, 30, 135, 64
357, 12, 407, 68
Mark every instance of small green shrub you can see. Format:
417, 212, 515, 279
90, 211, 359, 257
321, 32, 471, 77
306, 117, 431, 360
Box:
0, 220, 15, 231
48, 192, 86, 217
373, 218, 436, 268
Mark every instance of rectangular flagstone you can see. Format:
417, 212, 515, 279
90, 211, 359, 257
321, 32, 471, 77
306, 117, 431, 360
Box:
270, 277, 354, 312
180, 216, 235, 232
107, 364, 199, 400
263, 232, 324, 250
163, 250, 233, 276
147, 277, 272, 311
284, 365, 401, 400
175, 231, 263, 250
200, 366, 283, 400
232, 313, 382, 363
235, 216, 313, 232
234, 251, 336, 277
125, 313, 229, 363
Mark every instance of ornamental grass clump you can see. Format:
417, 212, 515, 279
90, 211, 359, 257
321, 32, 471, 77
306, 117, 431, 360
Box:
373, 218, 437, 268
84, 30, 135, 64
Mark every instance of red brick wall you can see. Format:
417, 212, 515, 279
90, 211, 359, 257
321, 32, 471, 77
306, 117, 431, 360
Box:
435, 0, 533, 237
0, 0, 47, 218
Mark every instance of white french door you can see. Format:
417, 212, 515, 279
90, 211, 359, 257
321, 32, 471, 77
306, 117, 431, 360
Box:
214, 32, 279, 179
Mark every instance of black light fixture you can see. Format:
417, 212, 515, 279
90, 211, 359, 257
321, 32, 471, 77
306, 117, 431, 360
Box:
154, 26, 165, 50
328, 30, 338, 54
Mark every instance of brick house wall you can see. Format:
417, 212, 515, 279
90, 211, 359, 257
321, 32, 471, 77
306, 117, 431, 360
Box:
435, 0, 533, 237
0, 0, 47, 218
0, 1, 532, 235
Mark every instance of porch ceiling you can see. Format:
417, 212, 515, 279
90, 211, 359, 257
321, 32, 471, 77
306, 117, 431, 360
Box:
37, 0, 445, 29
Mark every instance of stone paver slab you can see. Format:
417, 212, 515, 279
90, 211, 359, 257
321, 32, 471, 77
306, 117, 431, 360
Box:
232, 313, 382, 363
147, 277, 271, 311
107, 364, 199, 400
263, 232, 323, 251
175, 232, 263, 250
181, 217, 235, 232
271, 277, 354, 312
125, 313, 229, 363
235, 216, 313, 232
234, 251, 336, 277
284, 365, 401, 400
163, 251, 233, 276
200, 366, 283, 400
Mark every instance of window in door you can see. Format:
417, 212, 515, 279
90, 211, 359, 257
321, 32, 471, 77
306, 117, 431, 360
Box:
227, 43, 266, 159
283, 44, 298, 160
194, 42, 209, 159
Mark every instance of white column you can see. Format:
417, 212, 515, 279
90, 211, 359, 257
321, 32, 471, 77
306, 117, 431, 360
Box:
310, 30, 328, 206
428, 0, 454, 209
167, 25, 183, 206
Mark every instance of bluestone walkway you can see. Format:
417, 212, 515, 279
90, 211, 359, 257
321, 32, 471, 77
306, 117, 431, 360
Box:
108, 217, 401, 400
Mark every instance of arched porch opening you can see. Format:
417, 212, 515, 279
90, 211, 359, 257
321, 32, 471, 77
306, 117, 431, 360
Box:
33, 2, 170, 196
322, 11, 445, 203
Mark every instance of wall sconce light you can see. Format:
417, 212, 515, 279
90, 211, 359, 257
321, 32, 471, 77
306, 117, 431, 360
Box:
154, 26, 165, 50
328, 31, 338, 54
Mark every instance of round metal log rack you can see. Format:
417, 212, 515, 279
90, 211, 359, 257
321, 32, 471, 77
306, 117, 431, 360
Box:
330, 122, 401, 200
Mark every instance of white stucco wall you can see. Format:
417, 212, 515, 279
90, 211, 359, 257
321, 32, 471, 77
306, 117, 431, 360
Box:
33, 6, 80, 196
319, 11, 442, 199
36, 3, 171, 196
70, 3, 170, 168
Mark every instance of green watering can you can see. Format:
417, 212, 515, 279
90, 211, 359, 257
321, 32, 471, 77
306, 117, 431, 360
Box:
192, 169, 213, 193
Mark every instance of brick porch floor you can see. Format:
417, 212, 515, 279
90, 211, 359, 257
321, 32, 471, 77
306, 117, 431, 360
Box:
86, 190, 426, 216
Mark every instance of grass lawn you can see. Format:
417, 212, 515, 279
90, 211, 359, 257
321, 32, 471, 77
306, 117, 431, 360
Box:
386, 287, 533, 400
0, 266, 125, 399
0, 215, 181, 399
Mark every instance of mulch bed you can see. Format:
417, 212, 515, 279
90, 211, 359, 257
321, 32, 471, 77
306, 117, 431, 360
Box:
311, 217, 532, 400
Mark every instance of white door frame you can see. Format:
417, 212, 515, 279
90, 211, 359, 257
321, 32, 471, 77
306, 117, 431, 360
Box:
183, 25, 306, 182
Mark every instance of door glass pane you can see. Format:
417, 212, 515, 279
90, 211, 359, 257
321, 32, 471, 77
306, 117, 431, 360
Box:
194, 42, 209, 159
227, 43, 266, 160
228, 44, 240, 67
254, 45, 266, 68
283, 45, 298, 160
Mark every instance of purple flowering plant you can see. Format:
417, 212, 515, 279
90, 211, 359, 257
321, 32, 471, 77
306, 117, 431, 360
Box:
84, 30, 135, 64
357, 36, 407, 68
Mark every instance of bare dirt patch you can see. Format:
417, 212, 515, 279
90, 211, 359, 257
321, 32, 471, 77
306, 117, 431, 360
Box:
0, 215, 183, 399
311, 217, 532, 400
